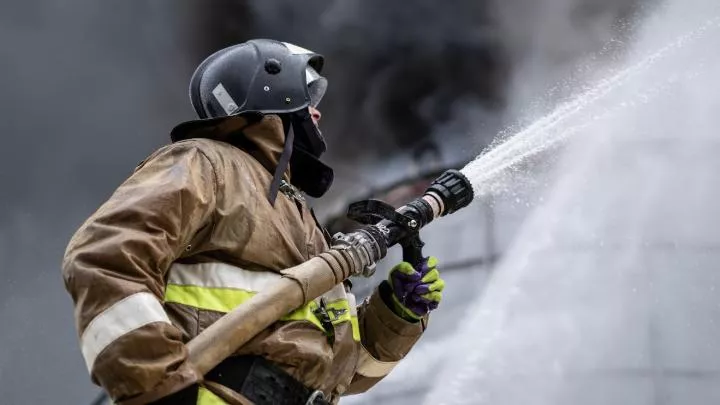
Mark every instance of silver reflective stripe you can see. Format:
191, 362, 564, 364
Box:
211, 83, 239, 115
167, 262, 282, 291
317, 284, 359, 316
356, 344, 399, 378
319, 283, 347, 303
347, 291, 358, 317
81, 292, 170, 372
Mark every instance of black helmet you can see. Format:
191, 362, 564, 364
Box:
187, 39, 326, 119
171, 39, 333, 203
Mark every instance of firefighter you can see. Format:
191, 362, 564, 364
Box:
62, 39, 445, 405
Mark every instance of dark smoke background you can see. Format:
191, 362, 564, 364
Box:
199, 0, 508, 158
0, 1, 647, 403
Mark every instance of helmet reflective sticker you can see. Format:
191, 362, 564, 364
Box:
282, 41, 314, 55
306, 66, 327, 107
212, 83, 239, 115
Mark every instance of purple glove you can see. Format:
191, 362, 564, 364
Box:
388, 256, 444, 321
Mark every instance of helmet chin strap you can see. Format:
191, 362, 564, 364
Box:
267, 122, 295, 206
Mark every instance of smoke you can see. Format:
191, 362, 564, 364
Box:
190, 0, 652, 222
197, 0, 508, 162
198, 0, 649, 197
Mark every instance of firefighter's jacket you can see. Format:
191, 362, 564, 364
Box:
62, 115, 426, 404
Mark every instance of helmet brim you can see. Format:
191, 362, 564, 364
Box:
170, 116, 230, 143
170, 111, 264, 142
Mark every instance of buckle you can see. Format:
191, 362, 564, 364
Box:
279, 180, 305, 203
305, 390, 326, 405
312, 298, 335, 346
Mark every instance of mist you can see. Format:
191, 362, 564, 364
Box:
426, 0, 720, 402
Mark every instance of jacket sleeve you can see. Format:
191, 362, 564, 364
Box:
62, 141, 217, 403
345, 280, 427, 394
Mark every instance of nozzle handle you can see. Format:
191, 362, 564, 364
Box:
400, 233, 425, 268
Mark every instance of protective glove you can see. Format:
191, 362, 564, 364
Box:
387, 256, 444, 321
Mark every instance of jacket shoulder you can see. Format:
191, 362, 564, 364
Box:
171, 138, 238, 154
135, 139, 249, 171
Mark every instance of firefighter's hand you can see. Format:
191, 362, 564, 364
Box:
387, 256, 444, 321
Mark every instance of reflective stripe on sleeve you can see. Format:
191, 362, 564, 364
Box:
356, 344, 399, 378
80, 292, 170, 372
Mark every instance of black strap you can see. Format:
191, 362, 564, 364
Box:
147, 384, 200, 405
205, 355, 330, 405
267, 124, 295, 206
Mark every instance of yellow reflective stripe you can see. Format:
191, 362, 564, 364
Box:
325, 299, 360, 342
164, 285, 324, 331
283, 300, 323, 330
165, 285, 253, 313
350, 316, 360, 342
326, 300, 352, 323
346, 292, 360, 340
197, 387, 227, 405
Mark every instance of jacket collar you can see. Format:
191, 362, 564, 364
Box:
177, 114, 291, 182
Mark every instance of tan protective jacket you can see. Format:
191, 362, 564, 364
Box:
62, 115, 425, 404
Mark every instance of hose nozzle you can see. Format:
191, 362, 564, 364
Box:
422, 169, 474, 219
334, 169, 475, 276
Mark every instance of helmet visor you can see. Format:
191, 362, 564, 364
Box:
306, 66, 328, 107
